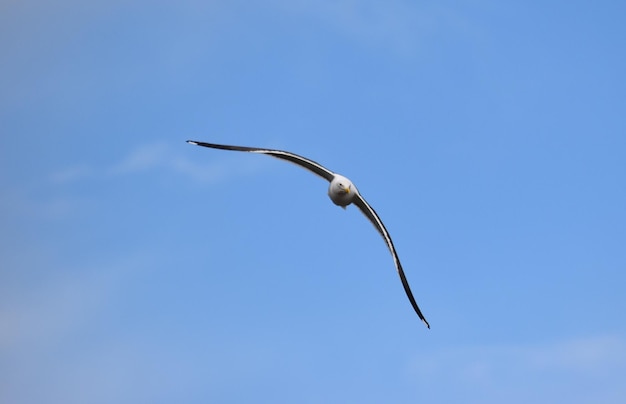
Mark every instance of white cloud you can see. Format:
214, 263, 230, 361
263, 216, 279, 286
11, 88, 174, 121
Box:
107, 142, 169, 175
408, 335, 626, 403
525, 335, 626, 372
411, 335, 626, 378
49, 165, 94, 184
49, 141, 270, 185
0, 140, 273, 227
120, 141, 274, 182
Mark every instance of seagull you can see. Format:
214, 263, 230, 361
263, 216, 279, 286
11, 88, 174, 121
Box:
187, 140, 430, 329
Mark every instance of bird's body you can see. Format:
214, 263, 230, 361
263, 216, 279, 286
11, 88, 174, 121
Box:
187, 140, 430, 329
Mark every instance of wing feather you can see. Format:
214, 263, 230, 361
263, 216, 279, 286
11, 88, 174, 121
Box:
353, 194, 430, 328
187, 140, 335, 181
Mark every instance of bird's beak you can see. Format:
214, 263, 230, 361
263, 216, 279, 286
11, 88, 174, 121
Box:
345, 186, 350, 194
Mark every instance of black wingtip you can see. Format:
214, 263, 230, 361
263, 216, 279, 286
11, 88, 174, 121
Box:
423, 319, 431, 329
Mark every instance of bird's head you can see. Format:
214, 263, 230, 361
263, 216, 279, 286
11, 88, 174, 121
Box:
328, 175, 355, 207
337, 181, 351, 194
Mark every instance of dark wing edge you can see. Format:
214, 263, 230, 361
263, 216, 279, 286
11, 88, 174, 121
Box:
353, 194, 430, 329
187, 140, 335, 182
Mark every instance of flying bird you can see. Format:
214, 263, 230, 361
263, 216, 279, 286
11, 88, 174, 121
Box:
187, 140, 430, 329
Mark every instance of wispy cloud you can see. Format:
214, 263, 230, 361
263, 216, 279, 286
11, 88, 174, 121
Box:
408, 335, 626, 402
411, 335, 626, 378
49, 140, 271, 185
49, 165, 95, 184
107, 142, 170, 175
108, 141, 230, 183
525, 335, 626, 371
2, 141, 270, 225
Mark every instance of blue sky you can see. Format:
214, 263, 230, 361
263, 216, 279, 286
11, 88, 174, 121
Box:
2, 1, 625, 403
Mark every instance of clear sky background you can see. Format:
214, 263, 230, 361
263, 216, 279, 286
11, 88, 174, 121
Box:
2, 1, 625, 403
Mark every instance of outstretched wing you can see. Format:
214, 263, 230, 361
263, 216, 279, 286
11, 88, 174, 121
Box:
353, 193, 430, 329
188, 140, 429, 328
187, 140, 335, 182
